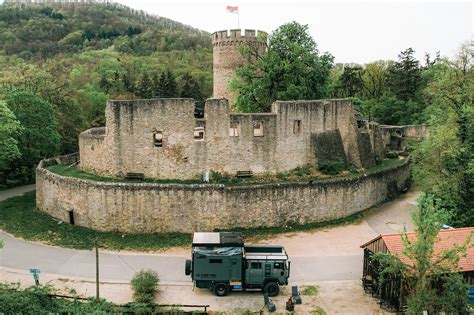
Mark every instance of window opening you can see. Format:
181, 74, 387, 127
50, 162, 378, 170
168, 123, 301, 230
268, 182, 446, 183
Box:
194, 127, 205, 141
229, 121, 240, 137
293, 120, 301, 134
153, 131, 163, 147
253, 121, 264, 137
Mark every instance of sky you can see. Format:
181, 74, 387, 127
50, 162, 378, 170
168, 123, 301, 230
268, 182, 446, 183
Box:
111, 0, 472, 64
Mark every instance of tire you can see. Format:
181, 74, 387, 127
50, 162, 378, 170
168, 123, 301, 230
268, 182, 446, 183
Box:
264, 282, 279, 297
184, 260, 192, 276
213, 282, 230, 297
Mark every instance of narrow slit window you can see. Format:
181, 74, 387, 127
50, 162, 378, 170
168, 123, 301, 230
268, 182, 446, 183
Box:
229, 121, 240, 137
153, 131, 163, 147
293, 120, 301, 134
253, 121, 264, 137
194, 127, 205, 141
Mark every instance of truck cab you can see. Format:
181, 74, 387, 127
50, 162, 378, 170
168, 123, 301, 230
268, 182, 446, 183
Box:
185, 232, 290, 297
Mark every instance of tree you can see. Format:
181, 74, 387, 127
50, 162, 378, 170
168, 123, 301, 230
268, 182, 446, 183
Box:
413, 43, 473, 226
360, 61, 390, 100
136, 72, 153, 99
375, 194, 472, 314
370, 96, 424, 125
165, 70, 178, 97
0, 101, 22, 179
387, 48, 421, 102
5, 90, 60, 180
231, 22, 334, 112
156, 71, 168, 97
180, 72, 203, 105
337, 65, 363, 97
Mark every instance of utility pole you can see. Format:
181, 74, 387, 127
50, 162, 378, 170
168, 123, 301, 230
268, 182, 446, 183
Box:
95, 239, 100, 301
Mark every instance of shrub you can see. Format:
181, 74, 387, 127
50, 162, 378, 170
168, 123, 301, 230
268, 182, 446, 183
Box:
317, 159, 347, 175
301, 285, 319, 296
130, 269, 160, 304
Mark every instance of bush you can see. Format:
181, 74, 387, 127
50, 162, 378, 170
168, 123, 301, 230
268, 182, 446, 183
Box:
130, 269, 160, 304
318, 159, 347, 175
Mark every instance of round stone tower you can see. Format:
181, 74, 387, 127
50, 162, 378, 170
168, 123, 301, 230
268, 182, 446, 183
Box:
211, 29, 267, 107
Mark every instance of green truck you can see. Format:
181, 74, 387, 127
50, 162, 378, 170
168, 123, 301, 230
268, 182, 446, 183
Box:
185, 232, 290, 297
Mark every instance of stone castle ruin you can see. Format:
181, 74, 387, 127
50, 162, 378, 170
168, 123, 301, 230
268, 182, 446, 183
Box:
79, 30, 385, 180
36, 29, 418, 233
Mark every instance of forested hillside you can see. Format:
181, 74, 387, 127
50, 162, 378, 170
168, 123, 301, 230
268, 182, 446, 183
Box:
0, 2, 213, 185
0, 3, 210, 58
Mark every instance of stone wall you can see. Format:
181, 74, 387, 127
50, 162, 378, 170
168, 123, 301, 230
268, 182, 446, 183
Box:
37, 155, 411, 233
380, 124, 429, 151
311, 130, 347, 165
79, 98, 369, 179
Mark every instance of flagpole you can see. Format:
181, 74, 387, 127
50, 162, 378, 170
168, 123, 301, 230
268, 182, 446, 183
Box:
237, 11, 240, 29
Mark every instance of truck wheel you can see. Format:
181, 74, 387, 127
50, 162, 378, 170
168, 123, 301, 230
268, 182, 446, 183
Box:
213, 282, 230, 297
264, 282, 279, 297
185, 260, 192, 276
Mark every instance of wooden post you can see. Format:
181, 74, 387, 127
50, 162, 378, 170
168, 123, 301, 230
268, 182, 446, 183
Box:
95, 239, 99, 301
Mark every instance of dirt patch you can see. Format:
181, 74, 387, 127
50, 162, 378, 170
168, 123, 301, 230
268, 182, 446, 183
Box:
1, 270, 387, 314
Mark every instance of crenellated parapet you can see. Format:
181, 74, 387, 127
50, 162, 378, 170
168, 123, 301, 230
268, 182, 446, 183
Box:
211, 29, 267, 47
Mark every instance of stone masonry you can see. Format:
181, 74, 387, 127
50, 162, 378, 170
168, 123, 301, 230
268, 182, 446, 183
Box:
79, 98, 384, 180
37, 154, 411, 233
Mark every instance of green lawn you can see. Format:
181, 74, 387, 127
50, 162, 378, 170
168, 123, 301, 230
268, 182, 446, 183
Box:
0, 191, 366, 251
47, 158, 407, 187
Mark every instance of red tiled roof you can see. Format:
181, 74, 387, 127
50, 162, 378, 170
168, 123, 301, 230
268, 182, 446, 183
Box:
365, 227, 474, 272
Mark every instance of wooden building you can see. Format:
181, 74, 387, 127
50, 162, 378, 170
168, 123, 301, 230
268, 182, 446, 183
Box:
360, 227, 474, 311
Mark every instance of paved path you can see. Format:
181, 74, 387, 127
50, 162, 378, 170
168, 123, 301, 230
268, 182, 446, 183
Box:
0, 185, 419, 284
0, 184, 35, 202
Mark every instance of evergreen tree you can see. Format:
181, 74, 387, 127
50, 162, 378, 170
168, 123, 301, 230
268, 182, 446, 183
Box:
337, 65, 364, 97
157, 72, 168, 97
122, 72, 134, 93
387, 48, 421, 101
165, 70, 178, 97
180, 72, 204, 105
136, 72, 153, 98
151, 72, 160, 97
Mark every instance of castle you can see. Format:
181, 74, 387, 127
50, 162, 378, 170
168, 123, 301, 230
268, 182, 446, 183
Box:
36, 29, 415, 233
79, 29, 385, 180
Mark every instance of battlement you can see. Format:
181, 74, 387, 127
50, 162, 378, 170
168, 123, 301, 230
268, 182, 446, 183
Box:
211, 29, 267, 44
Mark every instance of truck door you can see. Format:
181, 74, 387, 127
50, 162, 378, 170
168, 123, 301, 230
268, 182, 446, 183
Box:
246, 261, 263, 285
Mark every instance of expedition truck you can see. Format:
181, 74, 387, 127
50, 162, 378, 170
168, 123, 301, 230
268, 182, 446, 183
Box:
184, 232, 290, 297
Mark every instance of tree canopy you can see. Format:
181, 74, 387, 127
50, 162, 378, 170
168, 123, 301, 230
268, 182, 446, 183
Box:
231, 21, 334, 112
5, 90, 60, 180
0, 101, 22, 175
413, 43, 474, 226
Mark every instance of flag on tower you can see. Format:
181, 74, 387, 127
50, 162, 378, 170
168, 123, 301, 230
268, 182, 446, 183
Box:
226, 6, 239, 13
